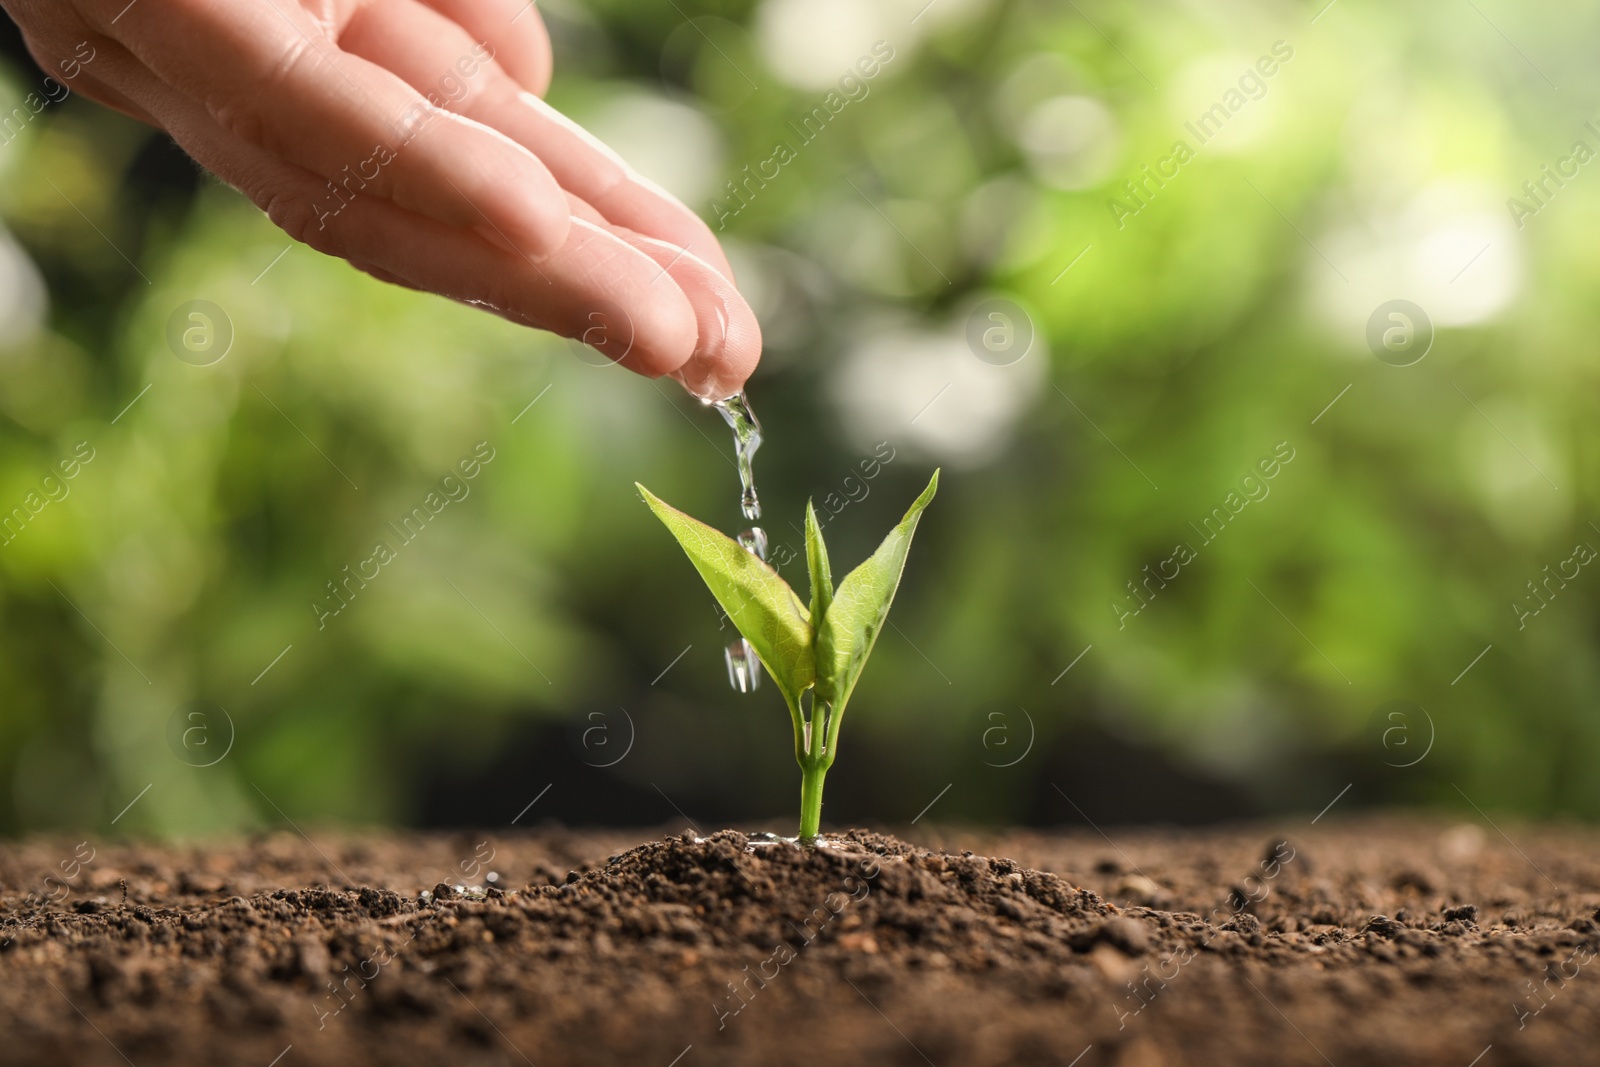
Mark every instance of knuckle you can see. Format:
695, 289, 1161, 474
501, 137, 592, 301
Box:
258, 182, 325, 249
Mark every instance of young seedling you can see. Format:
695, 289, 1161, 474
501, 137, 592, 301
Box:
637, 471, 939, 841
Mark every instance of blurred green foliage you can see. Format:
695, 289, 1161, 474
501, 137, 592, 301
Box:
3, 0, 1599, 835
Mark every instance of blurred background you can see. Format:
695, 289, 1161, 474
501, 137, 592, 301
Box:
1, 0, 1596, 838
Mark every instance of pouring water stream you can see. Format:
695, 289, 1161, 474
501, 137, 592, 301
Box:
711, 391, 765, 692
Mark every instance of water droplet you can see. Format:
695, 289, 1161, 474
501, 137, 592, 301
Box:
738, 527, 769, 560
485, 871, 499, 884
725, 639, 761, 693
744, 830, 803, 852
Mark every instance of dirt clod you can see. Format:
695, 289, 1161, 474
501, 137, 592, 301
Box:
1367, 914, 1405, 938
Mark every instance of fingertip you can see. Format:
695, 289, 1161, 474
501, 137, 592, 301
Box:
619, 234, 762, 401
674, 286, 762, 401
720, 285, 764, 386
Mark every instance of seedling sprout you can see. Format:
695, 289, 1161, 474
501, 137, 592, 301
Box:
638, 472, 939, 841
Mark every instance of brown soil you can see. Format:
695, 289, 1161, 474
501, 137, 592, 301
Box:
2, 816, 1596, 1066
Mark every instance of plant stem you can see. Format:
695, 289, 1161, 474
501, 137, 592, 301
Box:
798, 758, 827, 841
791, 694, 837, 842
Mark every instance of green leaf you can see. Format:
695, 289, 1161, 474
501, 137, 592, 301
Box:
815, 470, 939, 713
636, 484, 815, 704
804, 499, 833, 627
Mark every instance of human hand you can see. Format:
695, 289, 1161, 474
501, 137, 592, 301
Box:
2, 0, 760, 399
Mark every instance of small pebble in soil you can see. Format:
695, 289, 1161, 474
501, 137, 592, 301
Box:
1391, 869, 1436, 893
1439, 821, 1487, 862
1366, 915, 1404, 939
1114, 873, 1168, 906
1223, 912, 1262, 935
1070, 918, 1150, 956
1098, 918, 1150, 955
1442, 904, 1478, 924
